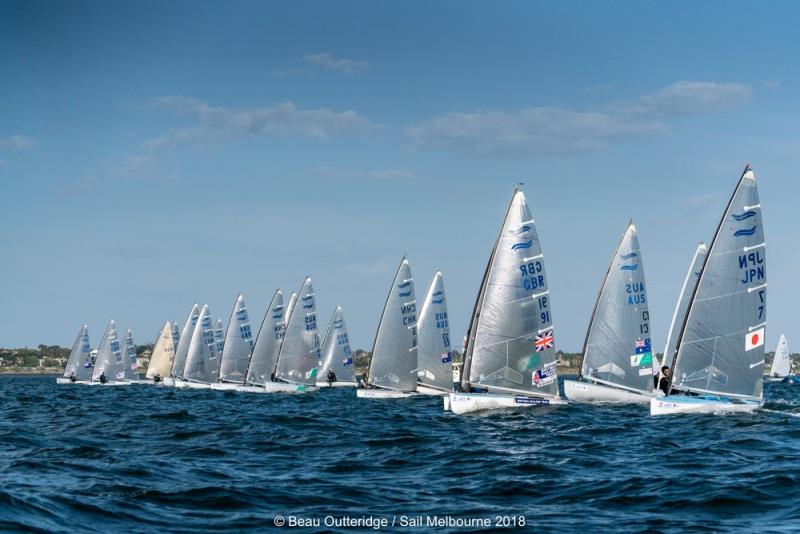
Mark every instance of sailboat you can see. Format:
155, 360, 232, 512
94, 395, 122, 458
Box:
145, 321, 176, 385
448, 187, 565, 414
768, 334, 796, 382
90, 320, 130, 386
415, 271, 453, 396
316, 306, 357, 387
270, 278, 319, 393
120, 329, 143, 382
652, 166, 766, 415
212, 293, 255, 390
357, 257, 419, 399
57, 324, 93, 384
175, 304, 220, 389
236, 290, 286, 393
171, 303, 200, 383
564, 222, 654, 403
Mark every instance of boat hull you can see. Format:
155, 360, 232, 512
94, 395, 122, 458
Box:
234, 382, 316, 393
56, 378, 91, 385
448, 392, 566, 414
417, 384, 449, 396
563, 379, 650, 404
315, 381, 357, 388
356, 388, 417, 399
85, 381, 130, 387
209, 382, 241, 391
174, 379, 213, 390
650, 395, 762, 415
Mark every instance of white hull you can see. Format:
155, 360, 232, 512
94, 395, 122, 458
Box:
162, 377, 175, 387
209, 382, 241, 391
85, 381, 130, 387
56, 378, 91, 385
316, 381, 357, 388
443, 395, 451, 411
417, 384, 449, 396
234, 382, 317, 394
650, 395, 762, 415
179, 381, 213, 390
448, 392, 566, 414
235, 384, 266, 393
563, 379, 650, 404
356, 388, 418, 399
126, 379, 149, 385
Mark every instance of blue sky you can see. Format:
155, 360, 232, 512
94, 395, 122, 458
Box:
2, 1, 799, 352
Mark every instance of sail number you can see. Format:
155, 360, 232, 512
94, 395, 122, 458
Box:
640, 310, 650, 335
739, 250, 765, 284
538, 296, 551, 325
520, 261, 546, 291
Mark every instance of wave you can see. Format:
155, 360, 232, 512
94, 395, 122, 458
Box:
734, 226, 757, 237
511, 240, 532, 251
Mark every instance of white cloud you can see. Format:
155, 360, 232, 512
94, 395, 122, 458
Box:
339, 260, 390, 275
406, 81, 752, 157
0, 135, 35, 152
306, 166, 414, 181
301, 52, 367, 74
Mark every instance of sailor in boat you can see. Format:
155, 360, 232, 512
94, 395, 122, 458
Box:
356, 372, 368, 388
69, 371, 77, 383
326, 369, 337, 386
153, 373, 162, 383
657, 366, 671, 396
99, 372, 107, 384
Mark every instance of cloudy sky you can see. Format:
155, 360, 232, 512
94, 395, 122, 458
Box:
2, 1, 798, 352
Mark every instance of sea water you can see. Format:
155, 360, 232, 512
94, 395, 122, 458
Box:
1, 375, 799, 532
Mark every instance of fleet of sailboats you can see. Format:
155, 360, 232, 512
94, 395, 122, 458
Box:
54, 166, 794, 417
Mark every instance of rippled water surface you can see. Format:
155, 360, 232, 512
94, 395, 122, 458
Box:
1, 376, 799, 532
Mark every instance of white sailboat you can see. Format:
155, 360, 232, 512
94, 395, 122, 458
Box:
120, 329, 143, 382
270, 278, 319, 393
90, 320, 130, 386
175, 304, 220, 389
317, 306, 357, 387
171, 303, 200, 383
448, 187, 565, 414
768, 334, 794, 382
564, 222, 654, 403
57, 324, 93, 384
212, 293, 255, 390
652, 166, 766, 415
236, 290, 287, 393
415, 271, 453, 396
145, 321, 176, 385
357, 257, 419, 399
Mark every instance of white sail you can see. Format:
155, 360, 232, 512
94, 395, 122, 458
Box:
63, 324, 93, 380
120, 329, 138, 380
662, 243, 708, 369
368, 258, 418, 392
171, 322, 180, 350
218, 293, 254, 384
416, 271, 453, 392
92, 320, 124, 382
275, 279, 319, 385
318, 306, 355, 382
579, 222, 653, 394
213, 317, 224, 357
461, 188, 559, 398
146, 322, 176, 379
244, 290, 285, 386
172, 303, 200, 377
671, 167, 766, 399
182, 304, 220, 383
770, 334, 791, 378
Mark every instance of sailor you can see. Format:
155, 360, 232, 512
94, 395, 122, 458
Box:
270, 371, 276, 382
69, 371, 77, 383
99, 371, 107, 384
657, 366, 671, 396
153, 373, 162, 383
356, 372, 368, 388
326, 369, 337, 385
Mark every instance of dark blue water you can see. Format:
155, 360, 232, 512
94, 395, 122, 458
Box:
1, 376, 799, 533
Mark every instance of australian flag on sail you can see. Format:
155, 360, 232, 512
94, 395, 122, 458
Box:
83, 361, 93, 368
441, 351, 452, 363
635, 338, 651, 354
342, 357, 353, 366
534, 332, 554, 352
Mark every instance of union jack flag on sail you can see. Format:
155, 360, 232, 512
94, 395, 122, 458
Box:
534, 332, 554, 352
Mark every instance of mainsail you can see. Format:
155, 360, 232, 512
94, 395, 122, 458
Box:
275, 278, 319, 385
318, 306, 355, 382
63, 324, 93, 380
416, 271, 453, 391
244, 290, 285, 385
213, 318, 224, 356
662, 243, 707, 369
219, 293, 255, 383
461, 188, 558, 398
92, 320, 123, 382
183, 304, 220, 383
171, 322, 180, 350
172, 303, 200, 377
146, 322, 176, 379
671, 167, 766, 399
770, 335, 791, 377
368, 258, 418, 392
120, 329, 138, 380
580, 222, 653, 394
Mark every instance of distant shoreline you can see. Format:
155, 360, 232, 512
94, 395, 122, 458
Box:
0, 368, 61, 376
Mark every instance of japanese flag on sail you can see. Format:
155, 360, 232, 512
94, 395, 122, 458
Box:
745, 328, 765, 351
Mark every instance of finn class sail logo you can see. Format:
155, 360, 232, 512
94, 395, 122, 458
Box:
731, 210, 756, 221
397, 281, 412, 298
620, 264, 638, 271
431, 291, 444, 304
619, 252, 638, 259
510, 224, 531, 235
734, 226, 757, 237
301, 295, 314, 309
534, 332, 554, 352
511, 240, 532, 251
